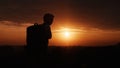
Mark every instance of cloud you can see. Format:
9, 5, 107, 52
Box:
0, 0, 120, 30
0, 21, 31, 27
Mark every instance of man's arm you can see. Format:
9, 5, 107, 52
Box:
47, 26, 52, 39
45, 25, 52, 39
26, 27, 31, 45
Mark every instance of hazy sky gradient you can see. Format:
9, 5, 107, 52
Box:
0, 0, 120, 30
0, 0, 120, 46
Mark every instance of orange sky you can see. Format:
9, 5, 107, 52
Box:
0, 0, 120, 46
0, 20, 120, 46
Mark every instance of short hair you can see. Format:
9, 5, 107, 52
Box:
34, 23, 39, 26
43, 13, 54, 20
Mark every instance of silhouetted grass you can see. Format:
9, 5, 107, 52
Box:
0, 44, 120, 68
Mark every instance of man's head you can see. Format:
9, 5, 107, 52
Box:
34, 23, 39, 26
43, 13, 54, 25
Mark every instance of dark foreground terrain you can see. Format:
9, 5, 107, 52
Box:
0, 44, 120, 68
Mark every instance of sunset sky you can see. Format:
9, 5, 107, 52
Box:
0, 0, 120, 46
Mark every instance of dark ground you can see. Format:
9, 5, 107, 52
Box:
0, 44, 120, 68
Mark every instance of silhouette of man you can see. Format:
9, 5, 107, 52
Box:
26, 13, 54, 56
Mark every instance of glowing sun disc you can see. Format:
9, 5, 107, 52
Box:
64, 31, 70, 37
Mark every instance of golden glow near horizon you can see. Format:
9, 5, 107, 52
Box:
61, 28, 71, 39
53, 28, 76, 41
50, 27, 83, 46
64, 31, 70, 37
0, 21, 120, 46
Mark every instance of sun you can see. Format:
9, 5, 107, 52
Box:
52, 28, 76, 41
60, 28, 72, 39
51, 27, 85, 46
64, 31, 70, 37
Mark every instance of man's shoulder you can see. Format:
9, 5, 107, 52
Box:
27, 25, 34, 29
38, 24, 48, 28
27, 24, 46, 30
